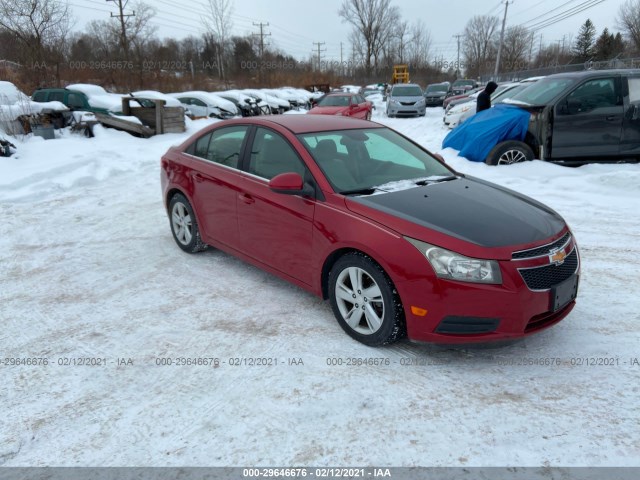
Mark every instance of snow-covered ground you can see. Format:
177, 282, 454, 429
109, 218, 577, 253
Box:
1, 107, 639, 467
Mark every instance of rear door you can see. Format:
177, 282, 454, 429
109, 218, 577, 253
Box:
620, 74, 640, 157
186, 125, 250, 247
236, 127, 316, 285
551, 76, 623, 158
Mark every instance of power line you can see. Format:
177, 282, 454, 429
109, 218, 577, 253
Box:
526, 0, 606, 31
253, 22, 271, 58
105, 0, 135, 61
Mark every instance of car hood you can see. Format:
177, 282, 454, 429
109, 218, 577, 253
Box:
346, 176, 565, 248
308, 106, 348, 115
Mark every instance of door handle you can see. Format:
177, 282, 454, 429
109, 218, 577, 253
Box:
606, 116, 617, 121
238, 193, 255, 204
192, 173, 204, 183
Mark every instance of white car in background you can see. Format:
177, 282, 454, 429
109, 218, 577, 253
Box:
168, 91, 238, 119
444, 78, 542, 129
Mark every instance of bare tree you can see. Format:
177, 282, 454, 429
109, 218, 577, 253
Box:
501, 26, 531, 72
339, 0, 400, 75
0, 0, 71, 64
408, 20, 432, 69
462, 15, 499, 78
617, 0, 640, 53
204, 0, 234, 80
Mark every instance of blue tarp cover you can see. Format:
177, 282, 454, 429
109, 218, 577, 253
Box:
442, 104, 531, 162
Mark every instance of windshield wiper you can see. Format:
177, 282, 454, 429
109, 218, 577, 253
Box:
415, 175, 458, 186
339, 187, 378, 196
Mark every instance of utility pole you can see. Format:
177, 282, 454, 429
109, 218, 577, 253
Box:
252, 22, 271, 58
313, 41, 326, 71
106, 0, 135, 61
453, 34, 463, 77
494, 0, 511, 78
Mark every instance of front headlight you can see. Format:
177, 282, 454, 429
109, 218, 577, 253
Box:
389, 99, 400, 106
417, 98, 426, 106
405, 237, 502, 284
460, 104, 472, 113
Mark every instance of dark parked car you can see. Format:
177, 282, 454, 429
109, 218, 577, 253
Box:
161, 115, 579, 346
468, 70, 640, 165
308, 93, 372, 120
424, 82, 451, 106
448, 79, 478, 97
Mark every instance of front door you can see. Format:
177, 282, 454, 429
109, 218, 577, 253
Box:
552, 76, 623, 158
236, 127, 316, 285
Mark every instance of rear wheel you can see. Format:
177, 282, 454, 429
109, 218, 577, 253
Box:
169, 193, 207, 253
329, 252, 405, 346
486, 141, 534, 166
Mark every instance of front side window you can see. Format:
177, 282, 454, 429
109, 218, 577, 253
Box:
559, 78, 618, 114
249, 128, 306, 179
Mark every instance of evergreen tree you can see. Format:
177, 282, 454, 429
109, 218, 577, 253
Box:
573, 19, 596, 61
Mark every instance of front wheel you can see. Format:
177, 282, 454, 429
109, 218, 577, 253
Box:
486, 141, 534, 166
169, 193, 207, 253
328, 253, 405, 346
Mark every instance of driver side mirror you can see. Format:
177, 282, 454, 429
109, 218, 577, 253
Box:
269, 172, 315, 197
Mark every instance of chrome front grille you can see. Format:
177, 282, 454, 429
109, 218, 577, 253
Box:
518, 249, 578, 291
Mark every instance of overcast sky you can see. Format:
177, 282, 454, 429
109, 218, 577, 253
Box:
71, 0, 622, 61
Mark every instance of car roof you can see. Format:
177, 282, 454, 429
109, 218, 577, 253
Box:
546, 69, 640, 79
216, 115, 382, 134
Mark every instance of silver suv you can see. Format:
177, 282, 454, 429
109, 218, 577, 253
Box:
386, 83, 426, 117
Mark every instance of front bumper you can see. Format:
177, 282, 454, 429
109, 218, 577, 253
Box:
397, 238, 580, 344
388, 105, 426, 116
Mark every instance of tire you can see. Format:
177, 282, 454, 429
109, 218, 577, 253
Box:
168, 193, 207, 253
328, 252, 405, 346
485, 141, 535, 166
386, 110, 394, 118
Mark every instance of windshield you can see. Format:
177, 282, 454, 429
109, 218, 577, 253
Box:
298, 128, 453, 194
507, 77, 576, 106
318, 95, 351, 107
391, 86, 423, 97
426, 84, 448, 93
453, 80, 474, 87
493, 84, 528, 103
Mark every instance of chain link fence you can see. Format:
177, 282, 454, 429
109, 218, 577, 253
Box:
481, 56, 640, 83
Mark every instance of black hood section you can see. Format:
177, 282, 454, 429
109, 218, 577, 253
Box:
349, 176, 565, 247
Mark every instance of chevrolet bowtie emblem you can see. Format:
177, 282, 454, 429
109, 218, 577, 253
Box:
549, 249, 567, 265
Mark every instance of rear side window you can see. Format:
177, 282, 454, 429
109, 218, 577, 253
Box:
49, 92, 64, 103
628, 78, 640, 103
67, 93, 85, 109
190, 126, 248, 169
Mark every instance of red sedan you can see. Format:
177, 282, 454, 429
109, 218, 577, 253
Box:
308, 93, 372, 120
161, 115, 579, 346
